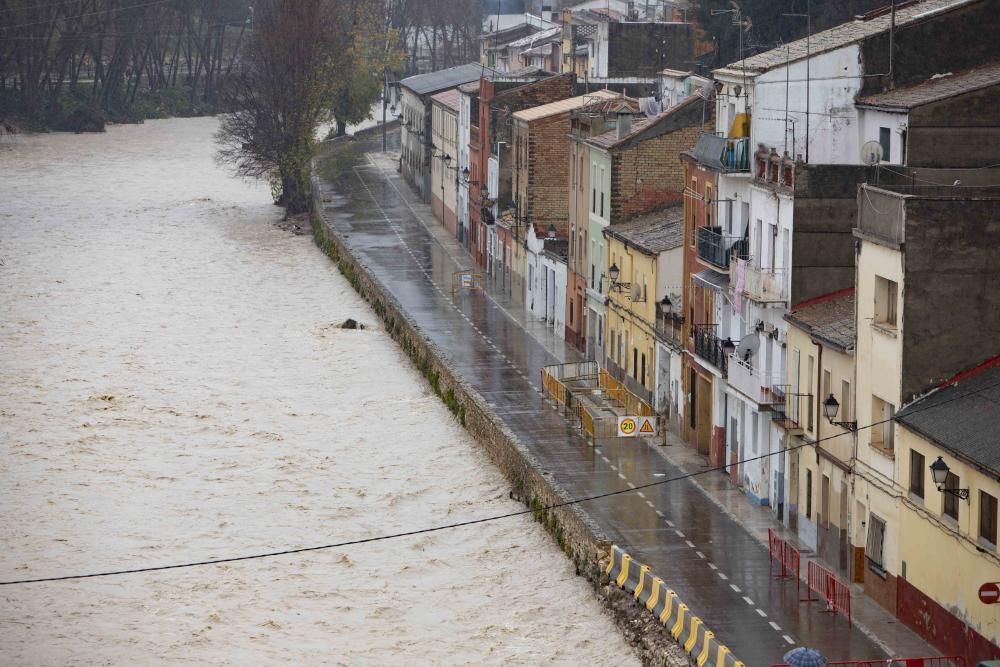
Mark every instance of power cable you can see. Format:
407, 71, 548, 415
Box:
3, 358, 1000, 586
0, 0, 173, 31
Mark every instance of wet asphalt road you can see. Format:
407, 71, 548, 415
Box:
314, 133, 888, 665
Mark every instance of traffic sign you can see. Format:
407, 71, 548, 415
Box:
617, 417, 638, 437
617, 416, 657, 438
979, 582, 1000, 604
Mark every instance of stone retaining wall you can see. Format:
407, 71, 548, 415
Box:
309, 175, 688, 666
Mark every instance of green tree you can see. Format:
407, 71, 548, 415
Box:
215, 0, 397, 214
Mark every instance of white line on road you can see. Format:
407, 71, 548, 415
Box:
756, 608, 767, 618
730, 584, 741, 593
707, 563, 717, 570
742, 596, 754, 606
674, 530, 685, 538
627, 482, 635, 489
685, 540, 696, 549
636, 491, 645, 499
610, 465, 618, 471
618, 473, 627, 480
601, 455, 610, 463
769, 622, 781, 632
655, 510, 664, 517
784, 635, 796, 645
665, 520, 675, 527
717, 572, 728, 581
645, 500, 654, 508
696, 551, 706, 559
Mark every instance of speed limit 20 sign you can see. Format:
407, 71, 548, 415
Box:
617, 416, 657, 437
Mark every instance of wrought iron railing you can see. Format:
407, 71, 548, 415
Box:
655, 312, 684, 348
723, 137, 751, 172
692, 324, 728, 375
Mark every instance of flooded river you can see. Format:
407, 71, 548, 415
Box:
0, 118, 638, 666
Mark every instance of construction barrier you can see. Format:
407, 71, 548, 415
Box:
767, 528, 801, 593
606, 545, 746, 667
599, 369, 655, 417
770, 657, 966, 667
450, 270, 484, 296
802, 560, 852, 626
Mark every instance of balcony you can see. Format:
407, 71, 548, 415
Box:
655, 312, 684, 349
727, 354, 783, 406
768, 384, 806, 434
697, 226, 749, 271
692, 324, 728, 375
732, 258, 788, 304
689, 133, 751, 173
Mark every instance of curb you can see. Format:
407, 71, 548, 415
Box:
607, 545, 746, 667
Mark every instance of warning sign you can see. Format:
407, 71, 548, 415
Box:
618, 416, 657, 438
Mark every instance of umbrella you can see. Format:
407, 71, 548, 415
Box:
783, 647, 828, 667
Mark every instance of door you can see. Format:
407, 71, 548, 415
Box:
696, 374, 712, 456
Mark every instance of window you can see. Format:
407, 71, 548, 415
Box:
598, 315, 603, 347
871, 396, 896, 452
591, 164, 597, 213
822, 369, 832, 407
841, 380, 853, 422
633, 347, 639, 380
688, 178, 697, 246
981, 491, 998, 547
705, 185, 713, 228
909, 449, 925, 499
879, 127, 891, 162
805, 469, 813, 520
943, 472, 960, 521
866, 514, 887, 571
874, 275, 898, 328
569, 300, 574, 325
591, 264, 595, 289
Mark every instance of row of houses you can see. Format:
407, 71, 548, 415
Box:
397, 0, 1000, 661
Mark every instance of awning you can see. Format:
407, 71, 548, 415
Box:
693, 269, 729, 291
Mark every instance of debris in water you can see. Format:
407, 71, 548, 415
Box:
339, 318, 365, 330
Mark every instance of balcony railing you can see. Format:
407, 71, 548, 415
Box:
727, 354, 783, 405
655, 312, 684, 348
693, 324, 728, 375
732, 259, 789, 303
697, 226, 749, 271
768, 384, 807, 433
723, 137, 751, 172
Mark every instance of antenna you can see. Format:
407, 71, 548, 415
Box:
861, 140, 884, 166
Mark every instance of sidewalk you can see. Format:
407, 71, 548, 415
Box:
318, 138, 936, 664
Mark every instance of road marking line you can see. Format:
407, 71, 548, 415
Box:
646, 500, 654, 508
756, 608, 767, 618
665, 520, 675, 527
783, 635, 796, 645
601, 455, 610, 463
742, 596, 754, 606
618, 472, 627, 480
730, 584, 741, 593
674, 530, 685, 538
696, 551, 706, 559
685, 540, 696, 549
707, 563, 717, 570
627, 481, 635, 489
717, 572, 728, 581
610, 465, 618, 471
769, 622, 781, 632
636, 491, 645, 499
655, 510, 664, 517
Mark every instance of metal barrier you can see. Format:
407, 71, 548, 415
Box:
770, 657, 966, 667
767, 528, 801, 593
451, 270, 484, 296
802, 560, 852, 626
599, 369, 655, 417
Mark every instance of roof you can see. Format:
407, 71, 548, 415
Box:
504, 25, 561, 49
856, 60, 1000, 110
896, 356, 1000, 472
431, 89, 461, 112
400, 64, 493, 96
585, 93, 704, 150
512, 89, 619, 122
603, 207, 684, 255
785, 288, 856, 353
716, 0, 977, 77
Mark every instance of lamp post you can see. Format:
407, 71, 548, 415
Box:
606, 262, 630, 293
929, 457, 971, 500
822, 394, 857, 431
546, 223, 557, 240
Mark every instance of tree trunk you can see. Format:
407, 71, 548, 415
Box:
281, 171, 311, 215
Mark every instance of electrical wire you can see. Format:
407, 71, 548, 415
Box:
4, 370, 1000, 586
0, 0, 173, 31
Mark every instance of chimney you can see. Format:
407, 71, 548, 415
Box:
616, 111, 632, 140
541, 4, 553, 23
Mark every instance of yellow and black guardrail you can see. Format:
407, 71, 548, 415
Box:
606, 545, 746, 667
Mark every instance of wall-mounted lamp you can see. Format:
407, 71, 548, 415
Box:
607, 262, 630, 293
930, 457, 970, 500
546, 223, 557, 240
823, 394, 858, 432
658, 295, 672, 317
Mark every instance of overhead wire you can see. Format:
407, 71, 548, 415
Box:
4, 369, 1000, 586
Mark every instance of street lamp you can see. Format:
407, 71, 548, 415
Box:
462, 167, 470, 182
823, 394, 858, 431
930, 457, 970, 500
658, 295, 672, 316
606, 262, 630, 293
547, 223, 557, 240
721, 337, 736, 357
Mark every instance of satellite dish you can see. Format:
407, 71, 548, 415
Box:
735, 333, 759, 360
630, 283, 643, 302
861, 140, 884, 165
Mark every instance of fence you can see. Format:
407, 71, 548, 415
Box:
770, 657, 966, 667
599, 369, 655, 417
767, 528, 800, 593
802, 560, 852, 626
